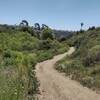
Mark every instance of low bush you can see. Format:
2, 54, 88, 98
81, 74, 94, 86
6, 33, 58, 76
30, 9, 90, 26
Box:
56, 28, 100, 92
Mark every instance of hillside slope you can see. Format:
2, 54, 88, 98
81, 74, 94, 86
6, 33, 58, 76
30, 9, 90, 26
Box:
56, 28, 100, 92
0, 26, 69, 100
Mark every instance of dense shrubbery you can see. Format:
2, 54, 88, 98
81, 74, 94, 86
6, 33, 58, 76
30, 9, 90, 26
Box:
0, 26, 69, 100
56, 27, 100, 92
0, 48, 39, 100
41, 29, 54, 40
83, 46, 100, 67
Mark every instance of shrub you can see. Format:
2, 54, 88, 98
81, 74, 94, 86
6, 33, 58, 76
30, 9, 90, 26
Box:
36, 50, 53, 62
82, 45, 100, 67
41, 29, 53, 40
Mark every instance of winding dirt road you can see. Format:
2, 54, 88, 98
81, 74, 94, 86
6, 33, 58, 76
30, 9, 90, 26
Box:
36, 47, 100, 100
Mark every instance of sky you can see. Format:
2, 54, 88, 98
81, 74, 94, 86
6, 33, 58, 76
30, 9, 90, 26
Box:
0, 0, 100, 30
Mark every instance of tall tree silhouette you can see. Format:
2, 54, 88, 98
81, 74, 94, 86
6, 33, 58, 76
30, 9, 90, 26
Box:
81, 22, 84, 30
41, 24, 48, 30
34, 23, 40, 30
19, 20, 29, 32
22, 20, 29, 26
34, 23, 41, 39
20, 20, 29, 27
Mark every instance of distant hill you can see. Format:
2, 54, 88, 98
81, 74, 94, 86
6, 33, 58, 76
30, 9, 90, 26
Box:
53, 30, 73, 40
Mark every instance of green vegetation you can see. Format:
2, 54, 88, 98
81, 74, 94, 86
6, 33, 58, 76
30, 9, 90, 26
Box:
0, 24, 69, 100
56, 27, 100, 92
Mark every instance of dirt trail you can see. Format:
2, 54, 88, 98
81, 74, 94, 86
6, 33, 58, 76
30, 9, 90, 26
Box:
35, 47, 100, 100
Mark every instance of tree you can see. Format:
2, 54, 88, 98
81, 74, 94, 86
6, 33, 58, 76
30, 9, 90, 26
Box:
41, 29, 53, 40
34, 23, 41, 39
22, 20, 29, 26
34, 23, 40, 30
88, 26, 95, 31
34, 23, 49, 39
20, 20, 29, 27
80, 22, 84, 30
41, 24, 48, 30
19, 20, 29, 32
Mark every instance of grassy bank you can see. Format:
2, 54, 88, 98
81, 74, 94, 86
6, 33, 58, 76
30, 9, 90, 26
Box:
56, 28, 100, 92
0, 30, 69, 100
